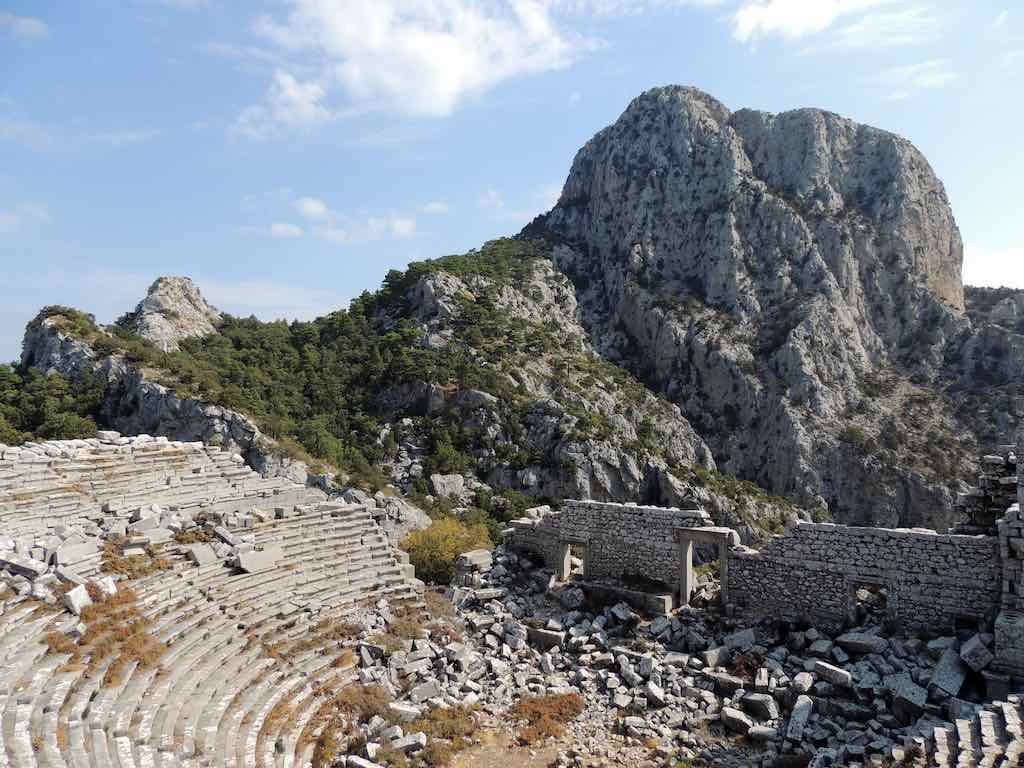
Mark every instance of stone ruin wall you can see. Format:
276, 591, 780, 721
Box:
508, 499, 710, 588
993, 430, 1024, 679
728, 522, 1001, 632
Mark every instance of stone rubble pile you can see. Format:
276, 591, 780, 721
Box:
334, 542, 1024, 767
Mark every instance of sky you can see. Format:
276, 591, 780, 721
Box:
1, 0, 1023, 363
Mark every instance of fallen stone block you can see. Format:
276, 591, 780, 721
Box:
408, 681, 440, 704
64, 584, 92, 616
702, 645, 732, 668
185, 543, 219, 567
392, 732, 427, 754
786, 695, 813, 742
814, 661, 852, 688
959, 634, 994, 672
645, 681, 666, 707
742, 692, 779, 720
93, 576, 117, 598
526, 626, 565, 651
930, 648, 968, 697
836, 632, 888, 655
0, 552, 48, 579
237, 545, 283, 574
892, 678, 927, 724
213, 526, 237, 546
387, 703, 422, 722
721, 707, 753, 734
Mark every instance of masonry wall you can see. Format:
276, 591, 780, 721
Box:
993, 432, 1024, 679
507, 500, 710, 588
729, 522, 1001, 632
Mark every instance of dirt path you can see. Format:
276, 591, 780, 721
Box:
452, 731, 561, 768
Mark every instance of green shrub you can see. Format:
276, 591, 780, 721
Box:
401, 517, 492, 584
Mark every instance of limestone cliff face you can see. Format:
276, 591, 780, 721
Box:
527, 86, 977, 526
121, 276, 222, 352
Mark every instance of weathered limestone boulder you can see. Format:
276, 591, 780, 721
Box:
429, 474, 465, 499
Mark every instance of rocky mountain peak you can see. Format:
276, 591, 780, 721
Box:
540, 84, 963, 317
122, 276, 221, 352
524, 85, 977, 526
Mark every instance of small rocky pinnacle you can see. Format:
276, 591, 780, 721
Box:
124, 276, 222, 352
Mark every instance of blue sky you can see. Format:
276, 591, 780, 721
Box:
2, 0, 1022, 362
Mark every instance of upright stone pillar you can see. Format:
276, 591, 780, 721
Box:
718, 540, 729, 606
679, 537, 694, 606
557, 542, 572, 582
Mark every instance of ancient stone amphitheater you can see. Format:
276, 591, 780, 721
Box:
0, 432, 423, 768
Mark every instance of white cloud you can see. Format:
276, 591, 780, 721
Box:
994, 10, 1009, 28
731, 0, 902, 44
568, 90, 582, 106
281, 193, 419, 244
421, 200, 450, 215
821, 6, 942, 51
872, 59, 958, 100
231, 0, 599, 136
0, 12, 49, 40
478, 188, 505, 211
963, 244, 1024, 289
233, 70, 334, 139
294, 196, 331, 220
0, 201, 50, 236
270, 222, 304, 238
550, 0, 722, 13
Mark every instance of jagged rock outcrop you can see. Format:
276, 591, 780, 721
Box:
382, 260, 720, 507
121, 276, 221, 351
526, 85, 1004, 527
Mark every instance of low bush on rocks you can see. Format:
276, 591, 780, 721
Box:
402, 517, 492, 584
509, 693, 585, 745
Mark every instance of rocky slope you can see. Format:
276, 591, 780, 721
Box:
526, 85, 1021, 529
119, 276, 222, 352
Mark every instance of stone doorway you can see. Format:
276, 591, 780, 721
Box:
847, 580, 890, 627
673, 526, 740, 608
557, 537, 588, 581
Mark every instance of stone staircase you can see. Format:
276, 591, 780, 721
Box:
0, 432, 424, 768
0, 501, 422, 768
897, 696, 1024, 767
0, 435, 317, 540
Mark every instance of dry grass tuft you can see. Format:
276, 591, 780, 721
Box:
43, 588, 168, 687
101, 536, 172, 580
173, 528, 214, 545
509, 693, 585, 745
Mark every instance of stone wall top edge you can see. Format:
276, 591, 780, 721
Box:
792, 520, 997, 544
563, 499, 708, 517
